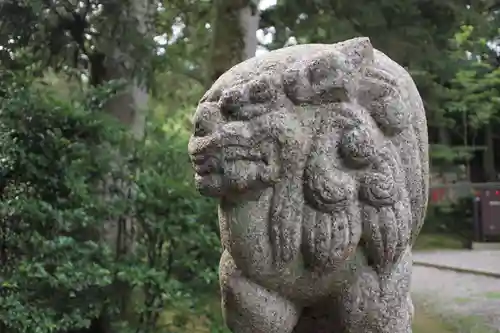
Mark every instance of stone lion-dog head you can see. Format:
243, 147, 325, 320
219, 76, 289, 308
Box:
188, 37, 428, 277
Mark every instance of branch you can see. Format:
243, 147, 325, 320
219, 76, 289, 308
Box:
60, 0, 77, 12
41, 0, 65, 20
82, 0, 91, 19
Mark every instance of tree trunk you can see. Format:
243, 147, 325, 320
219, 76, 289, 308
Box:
90, 0, 152, 250
93, 0, 151, 139
438, 126, 450, 145
85, 1, 153, 332
209, 0, 260, 84
484, 122, 496, 181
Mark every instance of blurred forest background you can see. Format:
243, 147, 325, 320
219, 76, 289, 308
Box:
0, 0, 499, 332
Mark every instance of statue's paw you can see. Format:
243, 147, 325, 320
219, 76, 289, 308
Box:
220, 250, 301, 333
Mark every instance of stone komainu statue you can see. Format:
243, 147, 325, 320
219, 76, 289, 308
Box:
188, 37, 429, 333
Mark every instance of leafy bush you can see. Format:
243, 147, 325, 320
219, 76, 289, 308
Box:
125, 122, 221, 332
0, 74, 129, 332
0, 73, 221, 333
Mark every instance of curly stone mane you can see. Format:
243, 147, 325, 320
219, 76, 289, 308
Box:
283, 38, 428, 275
192, 37, 428, 275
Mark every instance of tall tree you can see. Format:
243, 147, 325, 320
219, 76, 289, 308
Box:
0, 0, 154, 138
209, 0, 260, 84
444, 24, 500, 181
92, 0, 154, 139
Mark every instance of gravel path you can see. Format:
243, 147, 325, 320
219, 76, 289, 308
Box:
413, 250, 500, 276
412, 265, 500, 332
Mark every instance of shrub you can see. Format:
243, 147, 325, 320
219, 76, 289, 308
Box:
123, 122, 220, 333
0, 73, 221, 333
0, 74, 128, 332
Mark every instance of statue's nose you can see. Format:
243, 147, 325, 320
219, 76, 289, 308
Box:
188, 132, 221, 156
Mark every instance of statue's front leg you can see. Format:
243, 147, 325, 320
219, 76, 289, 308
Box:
219, 250, 301, 333
337, 254, 414, 333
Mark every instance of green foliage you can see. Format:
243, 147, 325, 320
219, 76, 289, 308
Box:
0, 73, 220, 333
430, 144, 483, 177
430, 24, 500, 178
153, 0, 212, 90
132, 121, 220, 292
0, 0, 156, 85
422, 196, 475, 245
0, 74, 128, 332
446, 25, 500, 129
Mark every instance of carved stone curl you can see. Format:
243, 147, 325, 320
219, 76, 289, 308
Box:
188, 37, 429, 333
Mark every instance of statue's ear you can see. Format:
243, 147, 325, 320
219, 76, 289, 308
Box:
335, 37, 374, 72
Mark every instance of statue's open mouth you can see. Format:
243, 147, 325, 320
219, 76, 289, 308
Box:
191, 145, 268, 173
190, 142, 278, 198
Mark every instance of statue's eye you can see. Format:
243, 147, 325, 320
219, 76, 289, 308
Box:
221, 104, 240, 120
219, 89, 244, 120
308, 59, 330, 84
248, 79, 273, 103
219, 82, 274, 121
307, 58, 349, 103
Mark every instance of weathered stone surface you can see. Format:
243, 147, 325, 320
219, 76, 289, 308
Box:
188, 37, 429, 333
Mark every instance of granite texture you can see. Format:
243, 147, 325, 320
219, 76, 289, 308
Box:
188, 37, 429, 333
